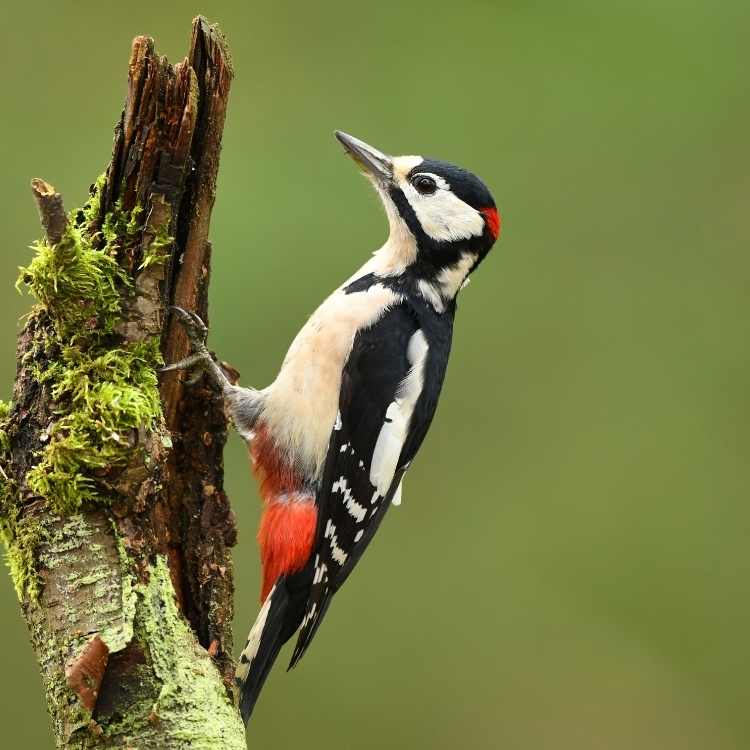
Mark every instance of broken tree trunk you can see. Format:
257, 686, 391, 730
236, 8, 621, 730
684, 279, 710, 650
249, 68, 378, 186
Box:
0, 17, 247, 749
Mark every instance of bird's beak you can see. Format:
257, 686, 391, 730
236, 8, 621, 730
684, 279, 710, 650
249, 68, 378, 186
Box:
335, 131, 393, 184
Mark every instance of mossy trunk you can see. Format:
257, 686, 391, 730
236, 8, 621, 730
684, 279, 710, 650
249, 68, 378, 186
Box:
0, 18, 247, 749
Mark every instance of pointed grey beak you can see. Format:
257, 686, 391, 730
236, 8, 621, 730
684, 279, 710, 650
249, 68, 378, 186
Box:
335, 131, 393, 183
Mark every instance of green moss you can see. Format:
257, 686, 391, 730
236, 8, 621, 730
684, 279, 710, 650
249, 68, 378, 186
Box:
139, 226, 172, 270
80, 174, 107, 227
26, 339, 163, 515
0, 413, 47, 602
3, 176, 174, 611
2, 510, 48, 602
17, 222, 129, 344
14, 180, 167, 518
4, 180, 169, 599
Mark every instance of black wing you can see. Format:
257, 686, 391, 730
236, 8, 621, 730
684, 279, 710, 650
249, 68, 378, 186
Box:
289, 301, 443, 668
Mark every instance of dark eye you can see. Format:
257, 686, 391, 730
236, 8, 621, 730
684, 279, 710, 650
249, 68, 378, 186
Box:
412, 175, 437, 195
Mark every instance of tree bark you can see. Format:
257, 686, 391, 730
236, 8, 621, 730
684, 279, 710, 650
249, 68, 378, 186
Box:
0, 17, 246, 749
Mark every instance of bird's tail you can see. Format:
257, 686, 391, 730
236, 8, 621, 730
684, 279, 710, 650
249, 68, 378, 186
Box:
236, 575, 309, 725
236, 582, 288, 725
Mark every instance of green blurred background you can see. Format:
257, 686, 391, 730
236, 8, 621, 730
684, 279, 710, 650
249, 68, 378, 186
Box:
1, 1, 749, 747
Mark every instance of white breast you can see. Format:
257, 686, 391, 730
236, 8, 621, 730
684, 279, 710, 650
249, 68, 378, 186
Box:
261, 283, 401, 479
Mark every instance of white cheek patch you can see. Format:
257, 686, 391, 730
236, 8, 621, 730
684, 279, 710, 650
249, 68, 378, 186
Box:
401, 175, 485, 243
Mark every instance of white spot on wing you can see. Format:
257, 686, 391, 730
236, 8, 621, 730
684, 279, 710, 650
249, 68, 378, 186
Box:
332, 476, 367, 523
313, 554, 328, 584
324, 519, 348, 565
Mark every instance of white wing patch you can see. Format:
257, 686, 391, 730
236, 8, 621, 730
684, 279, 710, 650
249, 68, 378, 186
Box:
370, 330, 428, 499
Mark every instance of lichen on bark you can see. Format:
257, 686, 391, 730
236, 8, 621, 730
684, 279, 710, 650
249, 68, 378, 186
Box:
96, 556, 245, 749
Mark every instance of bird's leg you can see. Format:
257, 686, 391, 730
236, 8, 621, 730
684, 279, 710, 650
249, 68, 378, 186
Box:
162, 307, 262, 440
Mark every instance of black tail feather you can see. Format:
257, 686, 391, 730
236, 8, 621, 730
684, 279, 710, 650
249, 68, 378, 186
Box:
236, 573, 310, 725
237, 582, 290, 725
288, 586, 333, 670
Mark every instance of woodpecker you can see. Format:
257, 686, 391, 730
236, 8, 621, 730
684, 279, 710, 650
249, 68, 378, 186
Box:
164, 131, 500, 724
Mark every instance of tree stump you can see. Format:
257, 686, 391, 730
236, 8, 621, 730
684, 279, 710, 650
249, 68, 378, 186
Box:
0, 17, 247, 749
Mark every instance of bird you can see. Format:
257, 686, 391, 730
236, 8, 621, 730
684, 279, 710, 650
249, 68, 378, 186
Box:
163, 131, 501, 724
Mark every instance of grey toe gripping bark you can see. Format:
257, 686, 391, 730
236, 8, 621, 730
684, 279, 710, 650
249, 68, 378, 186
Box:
162, 307, 231, 389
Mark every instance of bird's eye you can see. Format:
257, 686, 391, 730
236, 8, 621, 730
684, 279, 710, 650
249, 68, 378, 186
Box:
412, 175, 437, 195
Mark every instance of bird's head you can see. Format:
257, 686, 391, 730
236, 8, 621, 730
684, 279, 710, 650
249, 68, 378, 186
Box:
336, 131, 500, 309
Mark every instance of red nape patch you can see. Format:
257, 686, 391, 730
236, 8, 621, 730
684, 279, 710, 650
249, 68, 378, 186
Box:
258, 500, 317, 601
480, 207, 501, 241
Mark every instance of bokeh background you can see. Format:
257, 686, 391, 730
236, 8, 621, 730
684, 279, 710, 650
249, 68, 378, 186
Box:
1, 1, 749, 747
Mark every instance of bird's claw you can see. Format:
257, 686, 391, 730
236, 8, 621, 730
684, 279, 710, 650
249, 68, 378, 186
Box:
170, 306, 208, 349
159, 307, 212, 380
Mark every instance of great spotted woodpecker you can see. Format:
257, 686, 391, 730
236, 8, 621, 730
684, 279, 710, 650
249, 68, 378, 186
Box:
164, 131, 500, 724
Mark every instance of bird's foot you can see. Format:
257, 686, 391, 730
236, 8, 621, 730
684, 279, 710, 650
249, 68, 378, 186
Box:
160, 306, 213, 384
